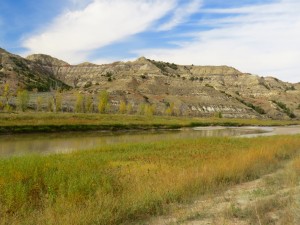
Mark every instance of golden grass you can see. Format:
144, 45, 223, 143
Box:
0, 135, 300, 224
0, 112, 299, 134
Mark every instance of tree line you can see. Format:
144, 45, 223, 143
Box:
0, 84, 177, 116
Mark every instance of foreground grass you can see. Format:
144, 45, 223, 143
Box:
0, 112, 299, 134
0, 135, 300, 224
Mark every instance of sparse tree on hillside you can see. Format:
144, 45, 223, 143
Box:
98, 90, 109, 113
17, 90, 30, 112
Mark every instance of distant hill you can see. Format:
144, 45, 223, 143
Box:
1, 47, 300, 119
0, 49, 70, 92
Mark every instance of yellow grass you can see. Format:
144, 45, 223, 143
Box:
0, 135, 300, 224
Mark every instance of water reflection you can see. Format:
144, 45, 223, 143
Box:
0, 127, 266, 157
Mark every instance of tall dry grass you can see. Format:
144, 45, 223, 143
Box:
0, 135, 300, 224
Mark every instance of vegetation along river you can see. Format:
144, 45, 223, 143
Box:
1, 126, 300, 157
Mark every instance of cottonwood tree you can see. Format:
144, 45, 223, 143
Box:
145, 104, 156, 116
47, 97, 54, 112
36, 96, 43, 112
49, 87, 63, 113
119, 100, 127, 114
98, 90, 109, 113
86, 95, 94, 113
75, 93, 84, 113
165, 102, 174, 116
126, 103, 133, 114
17, 90, 30, 112
137, 103, 146, 115
55, 91, 63, 112
1, 84, 13, 112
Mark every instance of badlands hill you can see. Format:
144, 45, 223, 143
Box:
1, 48, 300, 119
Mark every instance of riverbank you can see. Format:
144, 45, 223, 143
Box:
1, 135, 300, 225
0, 113, 299, 134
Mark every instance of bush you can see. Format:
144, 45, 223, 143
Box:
272, 100, 296, 118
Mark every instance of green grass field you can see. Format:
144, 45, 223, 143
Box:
1, 135, 300, 224
0, 113, 299, 134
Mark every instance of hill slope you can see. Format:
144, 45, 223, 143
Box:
0, 49, 70, 92
1, 48, 299, 119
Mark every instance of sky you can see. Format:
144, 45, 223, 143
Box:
0, 0, 300, 82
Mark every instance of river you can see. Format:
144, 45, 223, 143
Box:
0, 126, 300, 157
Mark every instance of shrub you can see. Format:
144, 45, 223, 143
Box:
272, 100, 296, 118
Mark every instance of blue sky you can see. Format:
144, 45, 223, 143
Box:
1, 0, 300, 82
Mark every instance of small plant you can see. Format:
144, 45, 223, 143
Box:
205, 84, 214, 89
285, 86, 296, 91
84, 81, 92, 88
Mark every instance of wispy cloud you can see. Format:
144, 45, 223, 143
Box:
158, 0, 202, 31
22, 0, 176, 63
136, 0, 300, 82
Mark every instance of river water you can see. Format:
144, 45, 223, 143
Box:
0, 126, 299, 157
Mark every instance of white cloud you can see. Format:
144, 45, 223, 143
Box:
158, 0, 202, 31
22, 0, 176, 63
136, 0, 300, 82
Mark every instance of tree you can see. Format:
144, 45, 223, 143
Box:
17, 90, 30, 112
119, 100, 127, 114
75, 93, 84, 113
165, 102, 174, 116
47, 97, 54, 112
214, 111, 223, 118
36, 96, 43, 112
126, 103, 133, 114
86, 95, 94, 113
98, 90, 109, 113
55, 91, 63, 112
145, 104, 156, 116
1, 84, 12, 112
137, 103, 146, 115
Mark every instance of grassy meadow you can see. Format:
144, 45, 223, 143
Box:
0, 112, 300, 134
0, 135, 300, 224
